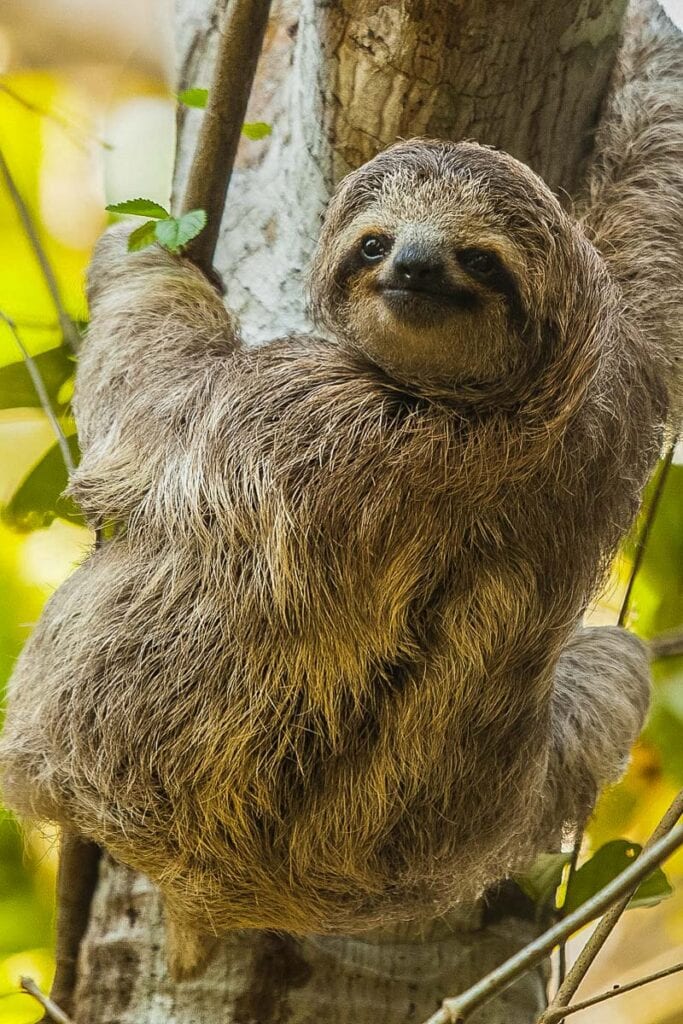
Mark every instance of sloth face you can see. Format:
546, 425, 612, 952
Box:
309, 140, 582, 389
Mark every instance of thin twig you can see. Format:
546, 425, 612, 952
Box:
618, 440, 677, 627
420, 819, 683, 1024
181, 0, 272, 275
0, 311, 75, 474
542, 961, 683, 1023
0, 83, 111, 151
556, 823, 584, 990
543, 789, 683, 1020
0, 143, 81, 354
20, 976, 74, 1024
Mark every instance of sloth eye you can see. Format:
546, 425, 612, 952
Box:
360, 235, 389, 262
458, 248, 499, 278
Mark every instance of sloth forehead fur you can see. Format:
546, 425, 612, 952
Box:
310, 140, 597, 389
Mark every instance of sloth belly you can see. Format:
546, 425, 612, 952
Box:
0, 523, 558, 936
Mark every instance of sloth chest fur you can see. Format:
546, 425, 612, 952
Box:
130, 404, 579, 730
186, 391, 580, 689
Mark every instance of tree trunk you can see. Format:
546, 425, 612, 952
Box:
71, 1, 630, 1021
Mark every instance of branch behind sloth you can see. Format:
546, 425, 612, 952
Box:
0, 0, 681, 982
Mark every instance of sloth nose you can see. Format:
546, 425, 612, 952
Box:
393, 243, 443, 283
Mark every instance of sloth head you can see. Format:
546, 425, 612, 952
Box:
309, 139, 605, 390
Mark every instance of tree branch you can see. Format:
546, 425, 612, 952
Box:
541, 961, 683, 1023
540, 789, 683, 1021
181, 0, 272, 276
0, 144, 81, 354
421, 816, 683, 1024
556, 822, 585, 990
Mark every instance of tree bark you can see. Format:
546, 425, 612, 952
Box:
71, 1, 631, 1021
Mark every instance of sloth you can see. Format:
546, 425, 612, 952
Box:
1, 8, 681, 977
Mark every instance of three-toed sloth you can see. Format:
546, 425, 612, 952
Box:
1, 2, 681, 977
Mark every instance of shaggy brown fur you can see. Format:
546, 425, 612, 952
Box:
0, 1, 680, 976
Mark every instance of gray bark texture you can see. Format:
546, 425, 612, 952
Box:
70, 1, 631, 1021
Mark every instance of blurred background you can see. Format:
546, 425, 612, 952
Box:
0, 1, 681, 1022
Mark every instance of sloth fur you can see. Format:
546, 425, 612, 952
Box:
1, 0, 681, 972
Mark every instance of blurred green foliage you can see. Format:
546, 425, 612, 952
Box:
0, 68, 95, 1023
0, 524, 58, 1022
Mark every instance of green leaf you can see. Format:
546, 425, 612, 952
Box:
2, 435, 83, 532
241, 121, 272, 140
563, 839, 673, 916
127, 220, 159, 252
57, 376, 74, 405
106, 198, 170, 219
178, 87, 209, 109
0, 346, 74, 411
154, 209, 207, 253
515, 852, 572, 909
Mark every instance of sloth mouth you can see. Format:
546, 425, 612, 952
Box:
379, 283, 478, 316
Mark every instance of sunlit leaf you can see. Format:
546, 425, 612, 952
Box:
241, 121, 272, 140
178, 87, 209, 109
563, 839, 673, 916
0, 347, 73, 411
515, 851, 572, 909
106, 198, 169, 219
155, 210, 206, 253
56, 376, 74, 406
2, 435, 82, 532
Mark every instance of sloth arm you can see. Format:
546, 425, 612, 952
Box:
70, 226, 242, 526
581, 0, 683, 416
544, 625, 651, 830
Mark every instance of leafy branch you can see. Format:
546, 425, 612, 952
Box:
109, 3, 274, 263
421, 792, 683, 1024
180, 0, 273, 275
541, 788, 683, 1021
178, 85, 273, 142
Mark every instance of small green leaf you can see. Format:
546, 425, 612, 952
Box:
2, 435, 82, 532
515, 852, 572, 909
57, 376, 75, 405
155, 209, 207, 253
106, 198, 170, 219
178, 87, 209, 109
241, 121, 272, 140
127, 220, 159, 252
564, 839, 673, 916
0, 346, 74, 411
